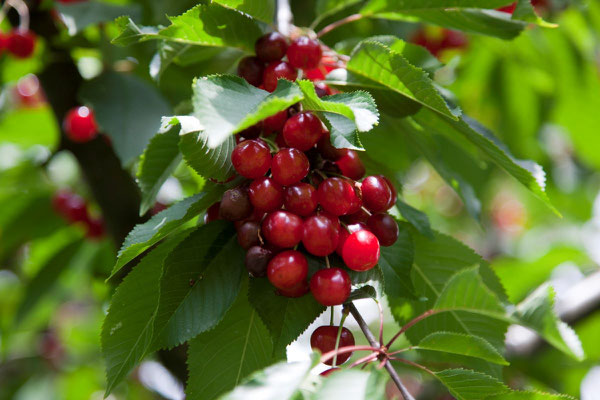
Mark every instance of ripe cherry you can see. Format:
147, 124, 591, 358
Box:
336, 222, 368, 256
314, 82, 332, 98
343, 208, 370, 225
302, 214, 339, 256
262, 210, 303, 248
284, 183, 317, 217
263, 110, 288, 134
6, 30, 36, 58
271, 148, 309, 186
380, 175, 397, 208
248, 177, 284, 212
361, 175, 393, 213
267, 250, 308, 289
238, 56, 264, 87
255, 32, 288, 62
318, 211, 341, 235
86, 217, 105, 239
287, 37, 322, 70
231, 139, 271, 179
263, 61, 298, 92
336, 149, 365, 180
317, 177, 359, 216
63, 195, 88, 223
310, 268, 351, 306
237, 221, 260, 249
52, 190, 73, 215
204, 202, 221, 224
367, 213, 399, 247
64, 106, 98, 143
282, 111, 323, 151
317, 133, 344, 161
219, 186, 253, 221
278, 280, 309, 298
311, 325, 355, 365
341, 230, 380, 271
245, 245, 273, 277
239, 123, 262, 139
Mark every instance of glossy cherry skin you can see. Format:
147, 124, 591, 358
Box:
231, 139, 272, 179
310, 268, 351, 306
261, 210, 303, 248
6, 30, 35, 58
237, 56, 264, 87
284, 183, 317, 216
341, 230, 380, 271
380, 175, 397, 208
263, 110, 288, 134
267, 250, 308, 290
317, 133, 344, 161
271, 148, 309, 186
314, 82, 332, 98
263, 61, 298, 92
287, 37, 322, 70
302, 214, 339, 256
317, 177, 359, 216
336, 222, 368, 256
336, 149, 365, 180
367, 213, 399, 247
343, 208, 370, 225
255, 32, 288, 62
239, 123, 262, 139
282, 111, 323, 151
219, 187, 253, 221
248, 177, 284, 212
64, 106, 98, 143
245, 245, 273, 277
361, 175, 393, 213
237, 221, 260, 249
204, 202, 221, 224
311, 325, 355, 365
278, 280, 309, 298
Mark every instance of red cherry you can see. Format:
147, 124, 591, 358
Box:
6, 30, 36, 59
237, 56, 264, 87
237, 221, 260, 249
219, 187, 253, 221
263, 110, 288, 134
343, 208, 370, 225
317, 177, 359, 216
245, 246, 273, 277
410, 29, 442, 56
320, 368, 340, 376
263, 61, 298, 92
282, 111, 323, 151
314, 82, 332, 98
278, 280, 309, 298
367, 213, 399, 247
284, 183, 317, 217
341, 230, 380, 271
267, 250, 308, 289
255, 32, 288, 62
335, 149, 365, 180
239, 123, 262, 139
380, 175, 397, 208
64, 106, 98, 143
52, 190, 73, 215
317, 133, 344, 161
497, 2, 517, 13
275, 132, 288, 148
441, 30, 468, 50
287, 37, 322, 70
86, 217, 105, 239
317, 211, 341, 235
63, 194, 88, 223
310, 268, 351, 306
302, 215, 339, 256
231, 139, 272, 179
248, 177, 284, 212
271, 148, 309, 186
311, 325, 355, 365
361, 175, 393, 213
204, 202, 221, 224
336, 222, 368, 256
262, 210, 303, 248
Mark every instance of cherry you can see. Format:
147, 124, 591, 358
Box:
282, 111, 323, 151
310, 268, 351, 306
302, 214, 339, 256
336, 149, 365, 180
231, 139, 271, 179
367, 213, 399, 247
343, 208, 370, 225
317, 177, 359, 216
441, 30, 468, 50
63, 195, 88, 223
341, 230, 380, 271
284, 183, 317, 217
317, 133, 344, 161
346, 185, 363, 215
86, 217, 105, 239
380, 175, 397, 208
239, 123, 262, 139
311, 325, 355, 365
263, 61, 298, 92
287, 37, 322, 70
219, 186, 253, 221
6, 30, 36, 59
314, 82, 332, 98
267, 250, 308, 289
262, 210, 303, 248
237, 56, 264, 87
320, 368, 340, 376
245, 245, 273, 277
361, 175, 393, 213
278, 280, 309, 297
237, 221, 260, 249
248, 177, 284, 212
336, 222, 368, 256
255, 32, 288, 62
64, 106, 98, 143
271, 148, 309, 186
318, 211, 341, 235
263, 110, 288, 134
204, 202, 221, 224
52, 190, 73, 215
275, 132, 288, 148
497, 2, 517, 13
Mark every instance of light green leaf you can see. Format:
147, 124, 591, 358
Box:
112, 16, 158, 47
313, 0, 362, 27
213, 0, 275, 24
57, 1, 141, 35
362, 0, 514, 12
433, 369, 509, 400
486, 391, 576, 400
416, 332, 508, 365
311, 369, 388, 400
379, 222, 416, 300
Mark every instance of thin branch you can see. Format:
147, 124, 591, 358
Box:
316, 14, 365, 38
320, 345, 381, 365
386, 309, 441, 349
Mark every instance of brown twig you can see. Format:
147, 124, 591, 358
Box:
316, 14, 365, 38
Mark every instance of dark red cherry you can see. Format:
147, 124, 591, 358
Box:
380, 175, 397, 209
204, 202, 221, 224
219, 187, 253, 221
278, 280, 309, 298
282, 111, 323, 151
310, 268, 351, 306
86, 217, 105, 239
314, 82, 332, 97
237, 221, 260, 249
320, 368, 340, 376
284, 183, 317, 217
317, 177, 359, 216
231, 139, 272, 179
317, 133, 344, 161
245, 245, 273, 277
311, 325, 355, 365
343, 208, 370, 225
261, 210, 303, 248
63, 194, 88, 223
287, 36, 322, 70
267, 250, 308, 289
263, 61, 298, 92
341, 230, 380, 271
255, 32, 288, 62
271, 148, 309, 186
64, 106, 98, 143
336, 149, 365, 180
6, 30, 36, 58
361, 175, 393, 213
237, 56, 264, 87
302, 214, 339, 256
367, 213, 399, 247
248, 177, 284, 212
239, 122, 262, 139
263, 110, 288, 134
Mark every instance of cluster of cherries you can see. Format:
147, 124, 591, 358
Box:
0, 29, 36, 59
52, 189, 105, 239
63, 106, 99, 143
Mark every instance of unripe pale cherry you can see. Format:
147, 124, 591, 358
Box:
341, 230, 380, 271
231, 139, 271, 179
267, 250, 308, 289
282, 111, 323, 151
261, 210, 303, 248
310, 267, 351, 306
271, 148, 309, 186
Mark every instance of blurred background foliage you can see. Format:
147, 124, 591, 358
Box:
1, 0, 600, 399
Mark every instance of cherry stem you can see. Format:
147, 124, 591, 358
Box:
329, 306, 334, 326
390, 357, 434, 376
320, 345, 380, 365
332, 311, 348, 367
325, 255, 331, 269
317, 14, 365, 38
375, 299, 384, 347
386, 309, 441, 349
348, 352, 379, 369
388, 347, 414, 356
360, 206, 372, 216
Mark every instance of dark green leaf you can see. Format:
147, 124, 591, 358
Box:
57, 1, 141, 35
433, 369, 509, 400
213, 0, 275, 23
346, 285, 377, 302
416, 332, 509, 365
379, 222, 416, 300
395, 200, 433, 238
361, 0, 514, 12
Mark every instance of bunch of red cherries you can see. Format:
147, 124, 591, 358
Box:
52, 190, 105, 239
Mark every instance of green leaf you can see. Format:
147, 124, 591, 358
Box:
512, 0, 556, 27
416, 332, 508, 365
152, 222, 244, 349
193, 75, 303, 148
112, 16, 158, 47
379, 222, 416, 300
433, 369, 509, 400
486, 392, 576, 400
249, 278, 326, 358
110, 189, 225, 279
346, 285, 378, 302
187, 281, 274, 400
137, 128, 182, 216
102, 232, 189, 396
213, 0, 275, 24
313, 0, 362, 27
362, 0, 514, 12
179, 129, 236, 182
79, 71, 171, 165
57, 1, 141, 35
395, 200, 433, 238
311, 369, 388, 400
